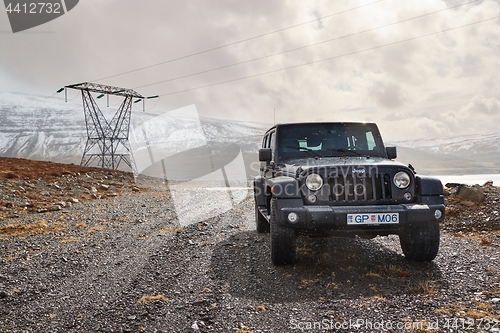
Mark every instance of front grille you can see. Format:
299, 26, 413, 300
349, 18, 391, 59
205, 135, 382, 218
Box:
328, 172, 392, 203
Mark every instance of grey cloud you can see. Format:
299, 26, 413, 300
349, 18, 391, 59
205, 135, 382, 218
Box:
461, 94, 500, 115
369, 81, 409, 109
1, 0, 500, 141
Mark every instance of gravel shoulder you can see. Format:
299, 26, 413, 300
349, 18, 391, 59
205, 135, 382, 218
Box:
1, 157, 500, 333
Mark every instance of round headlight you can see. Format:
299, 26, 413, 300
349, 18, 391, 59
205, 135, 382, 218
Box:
306, 173, 323, 191
394, 171, 411, 189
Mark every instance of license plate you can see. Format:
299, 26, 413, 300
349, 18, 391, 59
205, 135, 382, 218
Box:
347, 213, 399, 225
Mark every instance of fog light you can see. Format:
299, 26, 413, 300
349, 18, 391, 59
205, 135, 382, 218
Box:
434, 209, 442, 220
403, 192, 412, 201
308, 194, 317, 203
288, 212, 299, 223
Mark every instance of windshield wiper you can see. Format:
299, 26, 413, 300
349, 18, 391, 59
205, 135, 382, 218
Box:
286, 145, 322, 158
326, 148, 363, 156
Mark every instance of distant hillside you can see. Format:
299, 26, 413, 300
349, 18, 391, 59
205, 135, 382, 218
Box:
1, 91, 499, 177
391, 134, 500, 175
0, 92, 266, 178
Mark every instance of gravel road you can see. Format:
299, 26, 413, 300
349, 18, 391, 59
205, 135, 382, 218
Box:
1, 167, 500, 332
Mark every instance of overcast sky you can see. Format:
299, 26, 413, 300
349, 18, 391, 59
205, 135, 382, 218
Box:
1, 0, 500, 141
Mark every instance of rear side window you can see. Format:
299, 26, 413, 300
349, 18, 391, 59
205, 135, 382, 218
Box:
269, 131, 276, 160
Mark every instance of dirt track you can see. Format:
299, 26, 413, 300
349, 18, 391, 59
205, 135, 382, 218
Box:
1, 157, 499, 332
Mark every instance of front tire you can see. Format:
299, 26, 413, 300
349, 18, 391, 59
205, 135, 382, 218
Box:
399, 223, 440, 261
270, 199, 296, 265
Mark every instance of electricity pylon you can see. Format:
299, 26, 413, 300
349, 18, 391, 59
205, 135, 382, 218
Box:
64, 82, 143, 174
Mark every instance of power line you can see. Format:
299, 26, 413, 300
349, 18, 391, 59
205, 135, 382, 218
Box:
157, 16, 499, 97
92, 0, 384, 82
133, 0, 479, 90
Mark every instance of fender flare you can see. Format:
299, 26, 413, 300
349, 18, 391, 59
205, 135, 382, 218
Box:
416, 176, 444, 196
415, 176, 444, 205
268, 176, 302, 199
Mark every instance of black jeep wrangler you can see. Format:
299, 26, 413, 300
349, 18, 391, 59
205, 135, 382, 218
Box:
253, 122, 445, 265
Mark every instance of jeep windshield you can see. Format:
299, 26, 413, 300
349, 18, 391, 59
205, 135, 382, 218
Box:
277, 122, 386, 163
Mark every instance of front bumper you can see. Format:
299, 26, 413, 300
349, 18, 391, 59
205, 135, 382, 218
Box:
278, 202, 445, 230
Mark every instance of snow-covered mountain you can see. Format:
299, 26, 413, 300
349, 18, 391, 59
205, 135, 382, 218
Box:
391, 134, 500, 175
1, 91, 499, 176
0, 92, 267, 177
1, 92, 85, 163
392, 133, 500, 157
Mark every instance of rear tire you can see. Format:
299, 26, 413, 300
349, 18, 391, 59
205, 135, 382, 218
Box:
270, 199, 296, 265
399, 223, 440, 261
255, 197, 270, 233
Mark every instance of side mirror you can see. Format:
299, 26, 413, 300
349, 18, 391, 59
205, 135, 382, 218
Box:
259, 148, 272, 162
386, 146, 397, 159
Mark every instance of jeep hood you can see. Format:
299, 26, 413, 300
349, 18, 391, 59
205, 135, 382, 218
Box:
280, 157, 408, 174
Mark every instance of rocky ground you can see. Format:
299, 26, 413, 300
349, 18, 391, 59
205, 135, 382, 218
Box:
1, 157, 499, 333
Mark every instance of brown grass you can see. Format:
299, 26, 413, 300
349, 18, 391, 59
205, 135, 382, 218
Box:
464, 307, 499, 320
413, 281, 437, 295
0, 157, 130, 181
2, 255, 19, 261
484, 289, 500, 296
236, 326, 254, 333
0, 220, 65, 237
386, 264, 411, 277
372, 295, 386, 301
61, 237, 79, 243
137, 294, 168, 304
300, 279, 318, 286
317, 252, 331, 265
296, 247, 315, 256
474, 301, 493, 311
87, 225, 106, 233
366, 272, 382, 279
481, 237, 493, 246
325, 282, 338, 289
158, 225, 185, 235
435, 302, 500, 320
